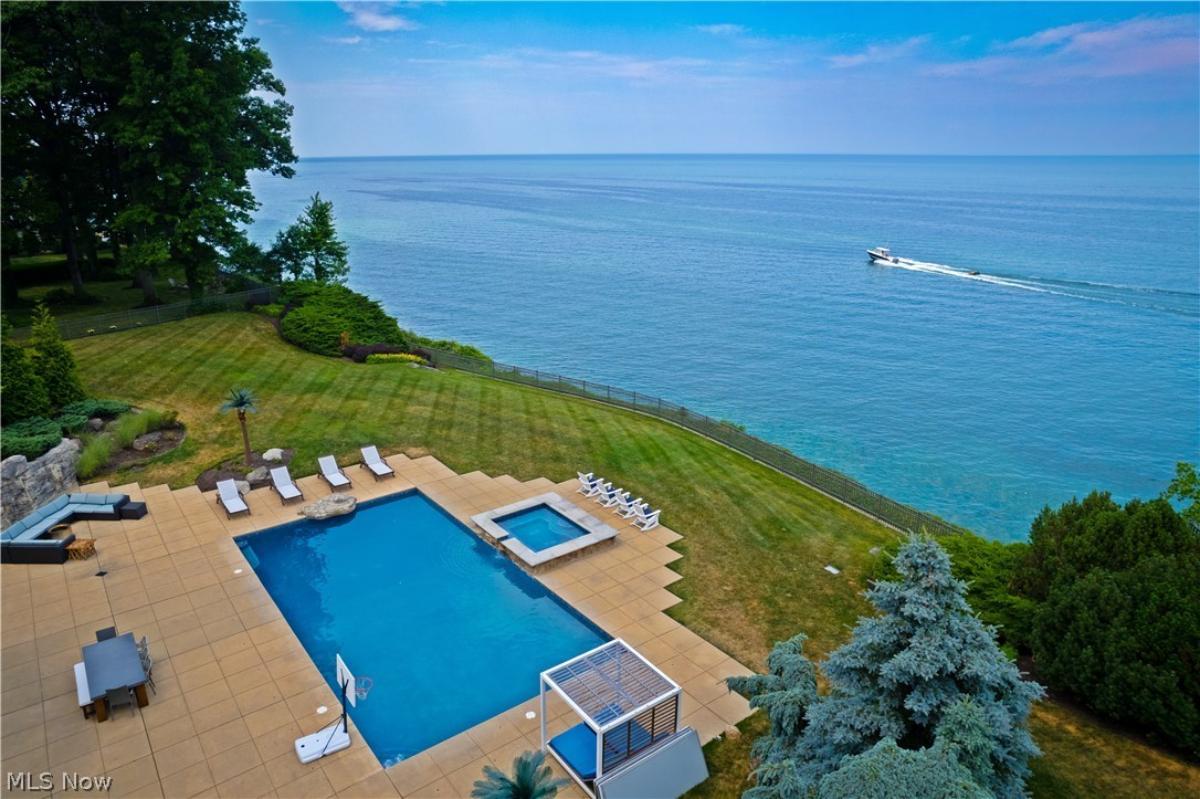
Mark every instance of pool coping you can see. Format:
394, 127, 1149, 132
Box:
472, 491, 618, 568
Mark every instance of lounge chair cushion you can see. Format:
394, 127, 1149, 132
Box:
550, 722, 598, 781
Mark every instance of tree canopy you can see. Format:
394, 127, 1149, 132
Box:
1, 1, 295, 301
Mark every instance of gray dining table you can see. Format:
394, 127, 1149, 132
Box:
82, 632, 149, 721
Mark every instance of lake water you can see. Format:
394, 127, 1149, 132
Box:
249, 155, 1199, 541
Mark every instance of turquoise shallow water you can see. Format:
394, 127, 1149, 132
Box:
249, 155, 1200, 541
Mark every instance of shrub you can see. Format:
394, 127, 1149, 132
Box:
254, 303, 285, 319
112, 409, 178, 449
343, 342, 408, 363
1, 417, 64, 460
365, 352, 427, 365
279, 282, 409, 356
76, 434, 115, 479
1, 318, 51, 425
29, 303, 86, 410
54, 413, 90, 434
1009, 491, 1200, 755
60, 398, 131, 419
186, 299, 227, 317
1033, 554, 1199, 756
412, 335, 490, 361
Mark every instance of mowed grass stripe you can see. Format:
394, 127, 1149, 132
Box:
68, 312, 1199, 799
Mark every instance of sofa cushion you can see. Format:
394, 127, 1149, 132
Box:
2, 520, 30, 540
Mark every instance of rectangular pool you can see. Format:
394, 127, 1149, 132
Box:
235, 491, 608, 766
496, 505, 589, 552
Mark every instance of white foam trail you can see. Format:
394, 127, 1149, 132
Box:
872, 256, 1198, 316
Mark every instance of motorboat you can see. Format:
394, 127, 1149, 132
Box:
867, 246, 899, 264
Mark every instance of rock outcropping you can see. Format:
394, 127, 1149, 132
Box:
1, 439, 82, 528
299, 494, 357, 520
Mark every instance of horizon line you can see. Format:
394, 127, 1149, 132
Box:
295, 151, 1200, 161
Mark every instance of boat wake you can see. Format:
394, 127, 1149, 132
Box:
877, 257, 1198, 317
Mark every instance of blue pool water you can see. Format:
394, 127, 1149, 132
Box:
249, 155, 1199, 540
234, 492, 607, 764
498, 506, 589, 552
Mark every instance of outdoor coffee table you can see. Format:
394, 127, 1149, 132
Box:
82, 633, 149, 721
66, 538, 96, 560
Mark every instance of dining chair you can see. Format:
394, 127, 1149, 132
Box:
105, 686, 136, 718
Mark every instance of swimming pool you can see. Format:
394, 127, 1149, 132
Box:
497, 505, 589, 552
235, 491, 608, 765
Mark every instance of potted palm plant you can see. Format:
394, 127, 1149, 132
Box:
471, 750, 567, 799
219, 388, 257, 465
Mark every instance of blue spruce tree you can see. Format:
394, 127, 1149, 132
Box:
729, 536, 1043, 799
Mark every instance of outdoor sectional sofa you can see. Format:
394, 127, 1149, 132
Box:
0, 493, 147, 564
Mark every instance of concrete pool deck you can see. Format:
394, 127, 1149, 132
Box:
0, 453, 753, 798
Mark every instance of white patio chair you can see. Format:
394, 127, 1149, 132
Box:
616, 493, 642, 517
602, 489, 630, 509
576, 472, 601, 495
634, 504, 662, 531
318, 456, 351, 490
216, 479, 249, 517
269, 466, 303, 503
360, 446, 395, 480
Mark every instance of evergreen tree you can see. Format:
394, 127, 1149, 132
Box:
0, 317, 51, 425
270, 194, 349, 284
731, 536, 1043, 799
800, 537, 1042, 798
727, 633, 817, 763
1163, 462, 1200, 526
28, 304, 86, 410
816, 737, 988, 799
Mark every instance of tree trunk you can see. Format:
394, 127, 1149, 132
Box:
135, 269, 159, 307
238, 410, 252, 465
58, 207, 85, 298
83, 227, 100, 279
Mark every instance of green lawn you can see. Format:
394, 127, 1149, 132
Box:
69, 313, 1200, 799
5, 253, 191, 328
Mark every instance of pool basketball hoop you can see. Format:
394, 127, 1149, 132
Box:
355, 676, 373, 702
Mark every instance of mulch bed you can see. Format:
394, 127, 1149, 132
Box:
106, 427, 187, 471
195, 448, 295, 492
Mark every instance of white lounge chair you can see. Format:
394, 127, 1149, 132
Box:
360, 446, 395, 480
318, 456, 351, 490
595, 484, 620, 505
616, 493, 642, 517
269, 466, 303, 503
602, 489, 630, 509
216, 479, 250, 518
576, 472, 601, 494
634, 504, 662, 531
619, 499, 645, 519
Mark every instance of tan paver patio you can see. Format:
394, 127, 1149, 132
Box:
1, 454, 753, 798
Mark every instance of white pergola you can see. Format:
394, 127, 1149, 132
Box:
540, 639, 681, 797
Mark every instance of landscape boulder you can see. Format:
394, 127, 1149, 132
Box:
262, 448, 284, 462
235, 480, 251, 496
299, 494, 357, 520
86, 418, 105, 433
1, 439, 82, 528
131, 431, 164, 452
246, 466, 270, 486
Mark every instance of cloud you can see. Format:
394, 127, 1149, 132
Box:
336, 2, 420, 32
325, 35, 364, 46
694, 24, 748, 37
827, 35, 929, 68
930, 14, 1199, 81
405, 47, 742, 86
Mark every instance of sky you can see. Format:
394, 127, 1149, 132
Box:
244, 1, 1200, 156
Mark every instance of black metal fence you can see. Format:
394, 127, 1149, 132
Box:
10, 287, 277, 340
425, 348, 963, 537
